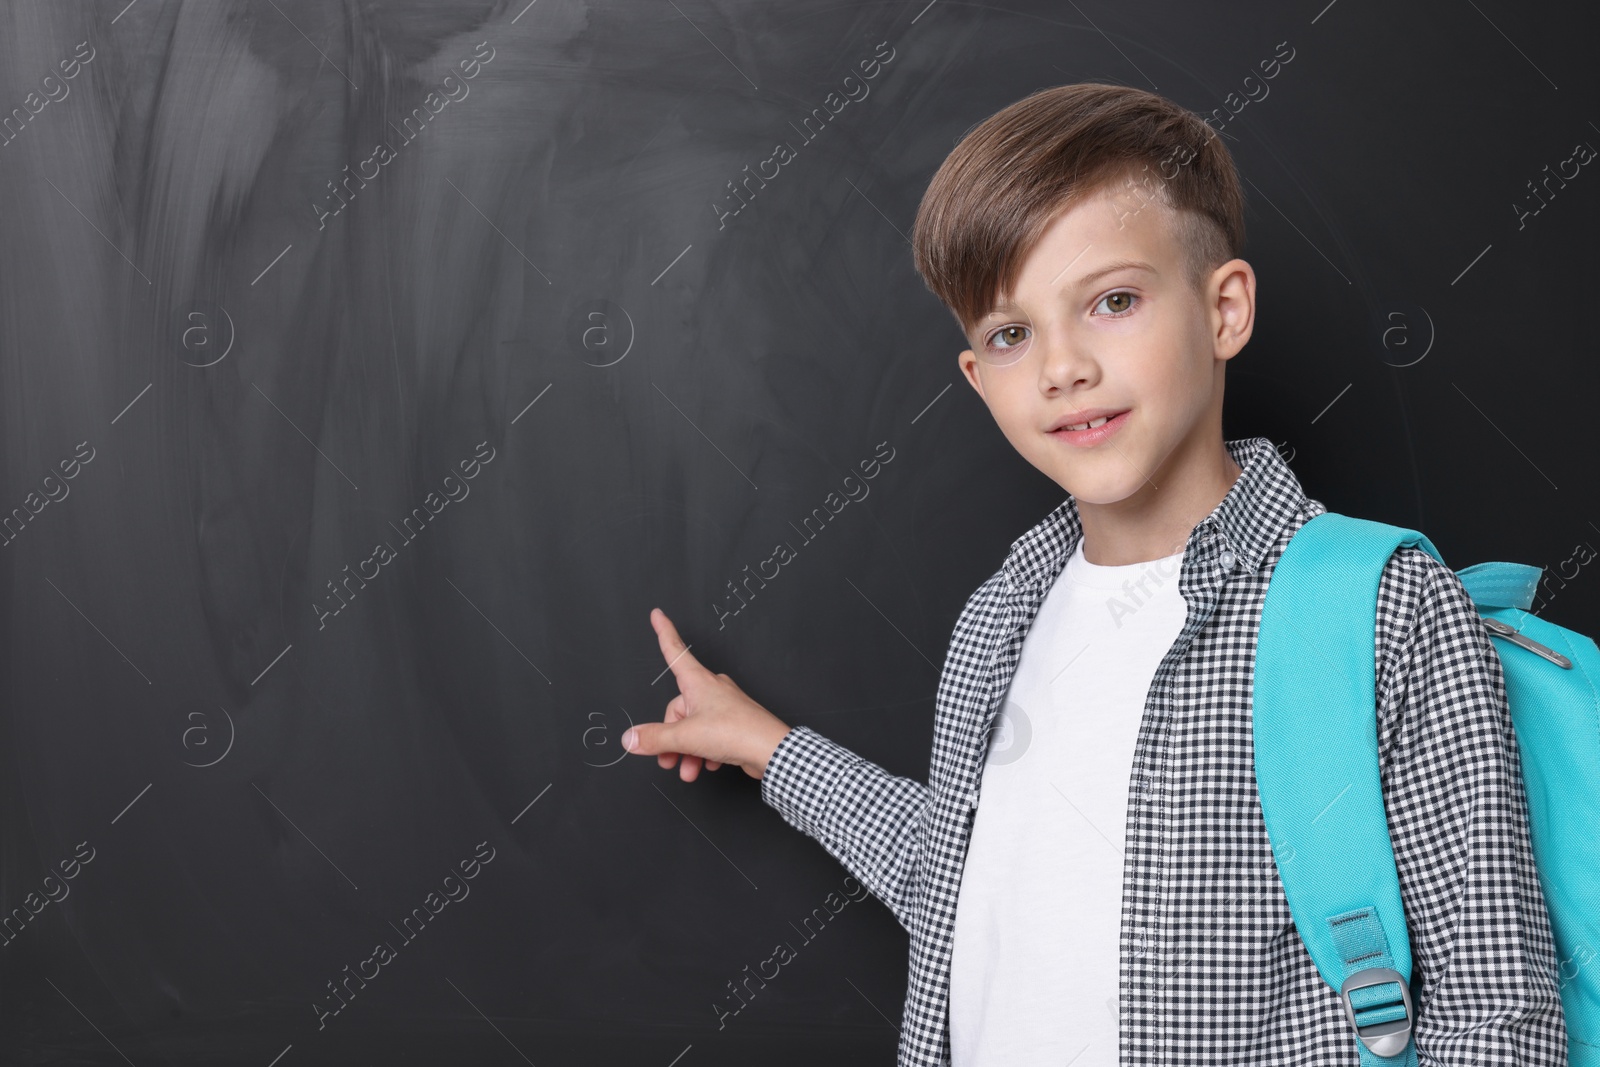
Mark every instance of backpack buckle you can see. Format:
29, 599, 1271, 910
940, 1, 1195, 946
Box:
1338, 967, 1414, 1058
1481, 616, 1573, 668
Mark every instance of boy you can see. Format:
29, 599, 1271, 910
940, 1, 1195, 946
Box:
622, 84, 1566, 1066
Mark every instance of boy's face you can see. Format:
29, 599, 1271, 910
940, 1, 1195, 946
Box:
956, 183, 1255, 507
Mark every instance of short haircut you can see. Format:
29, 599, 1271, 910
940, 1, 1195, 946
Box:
911, 83, 1246, 336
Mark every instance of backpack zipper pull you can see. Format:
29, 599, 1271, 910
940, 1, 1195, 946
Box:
1481, 616, 1572, 669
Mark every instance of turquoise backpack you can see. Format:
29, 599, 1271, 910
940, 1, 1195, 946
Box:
1253, 511, 1599, 1066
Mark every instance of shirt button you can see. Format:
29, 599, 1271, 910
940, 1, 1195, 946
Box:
1219, 548, 1236, 571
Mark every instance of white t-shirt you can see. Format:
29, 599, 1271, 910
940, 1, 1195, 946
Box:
949, 538, 1189, 1067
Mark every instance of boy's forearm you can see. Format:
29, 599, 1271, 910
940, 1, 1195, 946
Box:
759, 725, 930, 932
1378, 552, 1567, 1062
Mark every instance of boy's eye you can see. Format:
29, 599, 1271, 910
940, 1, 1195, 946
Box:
987, 325, 1029, 349
1095, 291, 1138, 316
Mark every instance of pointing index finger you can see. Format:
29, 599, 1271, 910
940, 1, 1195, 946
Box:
651, 608, 706, 683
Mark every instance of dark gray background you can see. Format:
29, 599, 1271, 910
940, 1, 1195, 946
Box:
1, 0, 1595, 1063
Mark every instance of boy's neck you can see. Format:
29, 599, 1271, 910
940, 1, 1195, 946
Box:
1076, 440, 1244, 567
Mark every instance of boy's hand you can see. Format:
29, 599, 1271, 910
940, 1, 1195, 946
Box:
624, 608, 791, 782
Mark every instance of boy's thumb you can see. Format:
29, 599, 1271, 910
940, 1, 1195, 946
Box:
623, 723, 666, 755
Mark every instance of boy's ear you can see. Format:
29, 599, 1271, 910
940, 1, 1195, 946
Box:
958, 348, 987, 401
1210, 258, 1256, 362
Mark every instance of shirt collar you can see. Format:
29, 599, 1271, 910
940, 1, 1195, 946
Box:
999, 436, 1309, 595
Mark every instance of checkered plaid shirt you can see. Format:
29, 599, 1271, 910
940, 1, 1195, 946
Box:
760, 435, 1565, 1066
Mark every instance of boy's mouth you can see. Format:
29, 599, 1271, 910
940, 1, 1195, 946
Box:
1047, 409, 1130, 446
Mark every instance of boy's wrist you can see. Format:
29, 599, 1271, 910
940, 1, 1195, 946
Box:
752, 720, 793, 778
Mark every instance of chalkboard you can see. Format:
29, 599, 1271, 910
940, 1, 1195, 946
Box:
1, 1, 1594, 1063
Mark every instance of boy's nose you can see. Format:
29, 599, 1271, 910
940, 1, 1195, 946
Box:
1035, 336, 1093, 387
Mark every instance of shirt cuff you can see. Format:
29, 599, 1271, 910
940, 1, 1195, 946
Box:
759, 724, 860, 837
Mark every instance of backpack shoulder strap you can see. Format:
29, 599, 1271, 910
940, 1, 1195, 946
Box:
1254, 511, 1444, 1066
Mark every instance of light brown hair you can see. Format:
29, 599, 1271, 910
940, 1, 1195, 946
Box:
911, 83, 1246, 336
